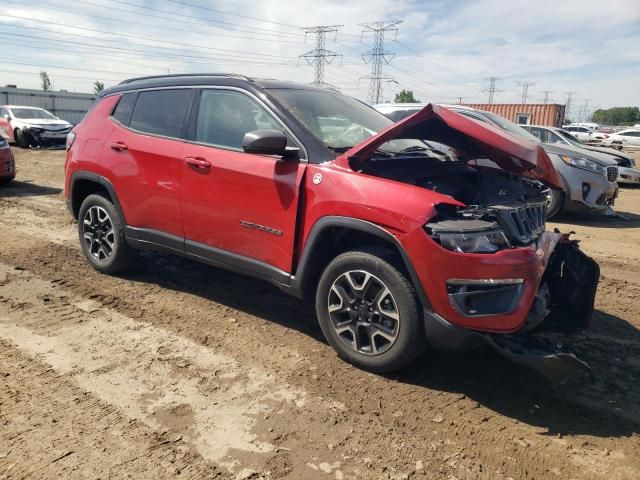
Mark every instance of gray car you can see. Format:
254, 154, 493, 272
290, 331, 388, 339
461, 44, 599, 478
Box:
373, 104, 619, 218
522, 125, 640, 186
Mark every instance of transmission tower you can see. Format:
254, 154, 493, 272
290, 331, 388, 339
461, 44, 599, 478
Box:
579, 99, 592, 122
359, 20, 402, 104
564, 91, 576, 119
540, 90, 553, 104
299, 25, 343, 89
482, 76, 503, 104
516, 81, 536, 103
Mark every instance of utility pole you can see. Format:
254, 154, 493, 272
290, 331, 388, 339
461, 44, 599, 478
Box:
540, 90, 553, 104
299, 25, 343, 89
359, 20, 402, 104
516, 81, 536, 103
564, 91, 576, 119
482, 76, 503, 104
456, 96, 464, 104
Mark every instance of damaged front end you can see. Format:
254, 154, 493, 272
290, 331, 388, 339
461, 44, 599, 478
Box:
487, 235, 600, 382
23, 125, 71, 149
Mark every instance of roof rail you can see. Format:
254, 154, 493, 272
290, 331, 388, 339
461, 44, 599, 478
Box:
118, 73, 252, 85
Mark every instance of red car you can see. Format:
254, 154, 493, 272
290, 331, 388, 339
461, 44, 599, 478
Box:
0, 138, 15, 185
64, 74, 599, 380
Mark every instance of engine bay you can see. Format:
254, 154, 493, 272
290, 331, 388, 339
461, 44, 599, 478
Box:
361, 153, 550, 245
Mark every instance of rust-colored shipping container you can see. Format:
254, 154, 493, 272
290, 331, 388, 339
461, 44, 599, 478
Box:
461, 103, 566, 127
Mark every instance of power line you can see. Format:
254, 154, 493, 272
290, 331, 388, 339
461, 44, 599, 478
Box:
515, 80, 536, 103
482, 76, 503, 104
0, 14, 297, 60
299, 25, 343, 88
360, 20, 402, 104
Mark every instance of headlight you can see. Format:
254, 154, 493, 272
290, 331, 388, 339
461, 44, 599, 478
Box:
559, 154, 605, 176
433, 229, 510, 254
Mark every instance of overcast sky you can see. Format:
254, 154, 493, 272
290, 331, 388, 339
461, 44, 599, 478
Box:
1, 0, 638, 118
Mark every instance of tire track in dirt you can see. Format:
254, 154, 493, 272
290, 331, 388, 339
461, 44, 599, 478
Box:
0, 340, 226, 480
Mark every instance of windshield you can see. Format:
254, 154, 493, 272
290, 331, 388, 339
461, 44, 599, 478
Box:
481, 111, 541, 143
268, 88, 423, 152
556, 129, 585, 147
11, 108, 57, 120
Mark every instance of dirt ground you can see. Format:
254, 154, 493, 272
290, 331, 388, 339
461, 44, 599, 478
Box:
1, 147, 639, 480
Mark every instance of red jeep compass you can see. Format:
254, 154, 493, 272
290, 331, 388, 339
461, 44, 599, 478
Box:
64, 74, 599, 380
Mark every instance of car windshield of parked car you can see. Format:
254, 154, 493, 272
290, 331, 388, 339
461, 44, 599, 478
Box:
481, 111, 542, 143
268, 88, 424, 153
11, 108, 57, 120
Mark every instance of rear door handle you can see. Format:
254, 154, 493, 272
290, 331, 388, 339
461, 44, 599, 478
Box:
185, 156, 212, 171
109, 141, 128, 152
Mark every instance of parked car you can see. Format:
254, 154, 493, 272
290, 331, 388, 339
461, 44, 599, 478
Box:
523, 125, 640, 185
603, 128, 640, 150
376, 104, 619, 218
0, 105, 73, 148
0, 137, 15, 185
564, 125, 607, 143
64, 74, 600, 380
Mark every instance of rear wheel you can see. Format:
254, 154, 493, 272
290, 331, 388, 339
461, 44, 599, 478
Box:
78, 193, 135, 274
316, 248, 426, 373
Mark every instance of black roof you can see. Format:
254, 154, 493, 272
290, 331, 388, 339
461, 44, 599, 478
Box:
100, 73, 333, 98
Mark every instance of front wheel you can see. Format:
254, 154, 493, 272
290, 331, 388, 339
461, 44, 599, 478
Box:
78, 193, 135, 274
15, 129, 28, 148
547, 188, 564, 218
315, 248, 426, 373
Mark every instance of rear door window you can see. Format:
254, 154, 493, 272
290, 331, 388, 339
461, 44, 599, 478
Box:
129, 89, 192, 139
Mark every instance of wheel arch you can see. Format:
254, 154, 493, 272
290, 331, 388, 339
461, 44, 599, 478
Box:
69, 171, 126, 222
291, 216, 431, 309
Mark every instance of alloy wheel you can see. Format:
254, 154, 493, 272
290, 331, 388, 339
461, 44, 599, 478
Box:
327, 270, 400, 355
82, 206, 115, 261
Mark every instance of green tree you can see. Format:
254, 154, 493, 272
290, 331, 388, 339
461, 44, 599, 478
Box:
40, 71, 52, 92
394, 89, 420, 103
591, 107, 640, 125
94, 81, 105, 94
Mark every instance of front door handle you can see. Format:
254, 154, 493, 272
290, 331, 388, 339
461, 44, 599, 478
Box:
185, 156, 212, 171
109, 141, 128, 152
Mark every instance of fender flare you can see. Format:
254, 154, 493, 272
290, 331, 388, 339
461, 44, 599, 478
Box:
290, 216, 432, 309
69, 171, 126, 222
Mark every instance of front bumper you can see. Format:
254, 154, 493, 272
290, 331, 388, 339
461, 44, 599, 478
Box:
23, 127, 70, 148
420, 237, 600, 381
562, 166, 618, 213
618, 166, 640, 185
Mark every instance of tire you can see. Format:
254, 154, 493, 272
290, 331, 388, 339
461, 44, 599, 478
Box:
546, 188, 564, 219
315, 248, 426, 373
78, 193, 135, 274
15, 129, 28, 148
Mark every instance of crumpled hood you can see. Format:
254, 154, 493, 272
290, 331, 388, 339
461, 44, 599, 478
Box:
20, 119, 72, 130
542, 142, 618, 167
341, 104, 563, 189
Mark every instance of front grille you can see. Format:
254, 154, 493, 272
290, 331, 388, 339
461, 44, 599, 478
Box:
496, 202, 547, 245
606, 166, 618, 182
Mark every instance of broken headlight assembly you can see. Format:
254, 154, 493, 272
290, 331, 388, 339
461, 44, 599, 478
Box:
559, 154, 605, 176
426, 219, 510, 254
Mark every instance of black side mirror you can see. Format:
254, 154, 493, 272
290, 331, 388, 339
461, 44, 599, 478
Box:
243, 129, 288, 156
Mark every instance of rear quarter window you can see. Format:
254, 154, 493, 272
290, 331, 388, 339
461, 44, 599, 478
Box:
129, 89, 192, 138
111, 93, 136, 125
